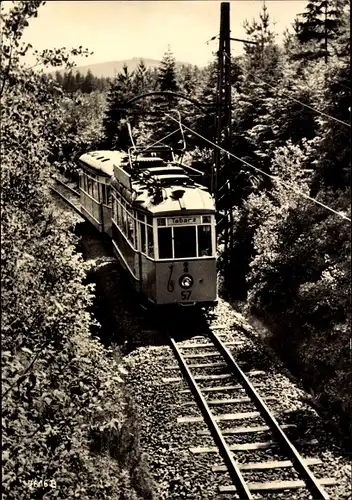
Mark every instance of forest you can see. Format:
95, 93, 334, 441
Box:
1, 0, 350, 498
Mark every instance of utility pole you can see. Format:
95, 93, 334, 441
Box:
213, 2, 232, 268
212, 3, 259, 273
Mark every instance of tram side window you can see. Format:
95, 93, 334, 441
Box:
122, 206, 128, 236
112, 197, 117, 222
147, 225, 154, 257
127, 212, 134, 245
101, 184, 107, 205
117, 200, 122, 227
87, 177, 93, 196
198, 225, 212, 257
140, 222, 147, 254
107, 185, 112, 205
158, 227, 172, 259
174, 226, 197, 258
93, 181, 99, 202
101, 184, 111, 205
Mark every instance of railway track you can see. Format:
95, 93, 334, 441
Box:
49, 177, 82, 217
166, 326, 336, 498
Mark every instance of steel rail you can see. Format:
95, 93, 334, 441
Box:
53, 177, 80, 197
49, 185, 83, 218
169, 337, 253, 499
208, 329, 330, 499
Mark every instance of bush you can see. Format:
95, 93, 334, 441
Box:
228, 141, 351, 435
1, 2, 155, 498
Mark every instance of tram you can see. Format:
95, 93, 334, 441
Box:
77, 145, 217, 307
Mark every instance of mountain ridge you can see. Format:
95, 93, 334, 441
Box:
53, 57, 192, 78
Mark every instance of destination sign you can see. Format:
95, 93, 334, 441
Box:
168, 216, 201, 225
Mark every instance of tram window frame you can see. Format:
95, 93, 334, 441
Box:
156, 217, 214, 260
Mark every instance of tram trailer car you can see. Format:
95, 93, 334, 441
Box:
78, 149, 217, 307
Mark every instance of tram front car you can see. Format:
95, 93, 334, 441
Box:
143, 184, 218, 308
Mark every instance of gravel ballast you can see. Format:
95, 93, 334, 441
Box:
124, 299, 351, 499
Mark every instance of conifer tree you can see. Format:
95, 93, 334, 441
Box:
81, 69, 95, 93
242, 2, 281, 77
294, 0, 346, 63
62, 70, 76, 92
157, 45, 179, 93
74, 70, 84, 90
54, 70, 64, 86
103, 64, 135, 150
133, 58, 148, 94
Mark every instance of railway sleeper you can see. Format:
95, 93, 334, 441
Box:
197, 423, 295, 436
181, 396, 276, 406
165, 361, 228, 370
180, 383, 265, 393
178, 341, 243, 349
177, 411, 260, 423
163, 371, 265, 383
212, 457, 322, 472
219, 477, 336, 493
190, 440, 276, 453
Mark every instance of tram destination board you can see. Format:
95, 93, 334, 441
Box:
168, 216, 201, 225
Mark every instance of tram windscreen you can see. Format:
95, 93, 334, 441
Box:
174, 226, 196, 258
158, 227, 173, 259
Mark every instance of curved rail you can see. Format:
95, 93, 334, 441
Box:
52, 177, 80, 197
49, 181, 82, 218
169, 330, 335, 498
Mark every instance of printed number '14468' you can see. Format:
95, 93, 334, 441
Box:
181, 291, 192, 300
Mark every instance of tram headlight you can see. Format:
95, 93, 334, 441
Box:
179, 274, 194, 289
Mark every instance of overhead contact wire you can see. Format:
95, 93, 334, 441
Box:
165, 113, 351, 222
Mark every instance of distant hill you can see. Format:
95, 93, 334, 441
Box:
52, 57, 191, 78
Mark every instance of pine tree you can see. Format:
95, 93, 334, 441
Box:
103, 64, 135, 150
133, 58, 148, 94
139, 47, 181, 151
62, 70, 76, 92
242, 2, 281, 77
74, 70, 84, 91
54, 70, 64, 86
294, 0, 345, 63
157, 46, 179, 93
81, 69, 96, 93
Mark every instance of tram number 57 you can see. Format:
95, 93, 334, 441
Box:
181, 291, 192, 300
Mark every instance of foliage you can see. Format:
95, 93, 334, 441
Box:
293, 0, 347, 62
221, 0, 351, 436
54, 69, 111, 93
102, 64, 136, 150
1, 2, 155, 498
50, 91, 107, 179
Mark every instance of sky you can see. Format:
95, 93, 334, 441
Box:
5, 1, 308, 68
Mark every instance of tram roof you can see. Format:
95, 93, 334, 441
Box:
132, 183, 215, 215
79, 150, 126, 177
